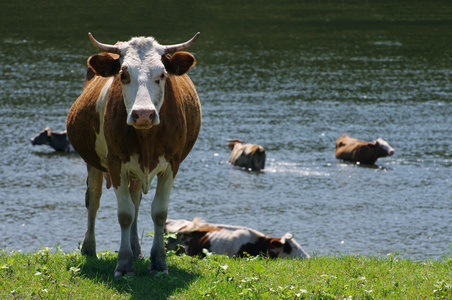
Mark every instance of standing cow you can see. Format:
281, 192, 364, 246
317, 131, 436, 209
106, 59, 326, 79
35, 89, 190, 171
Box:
165, 218, 310, 259
66, 32, 201, 277
227, 139, 266, 171
335, 133, 394, 164
30, 127, 73, 152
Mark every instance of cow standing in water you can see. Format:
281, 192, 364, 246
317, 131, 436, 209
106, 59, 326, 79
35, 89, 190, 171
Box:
30, 127, 73, 152
227, 139, 266, 171
335, 133, 394, 164
66, 32, 201, 277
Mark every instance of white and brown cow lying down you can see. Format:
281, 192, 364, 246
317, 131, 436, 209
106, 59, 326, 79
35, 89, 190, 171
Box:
30, 127, 73, 152
164, 218, 310, 259
66, 32, 201, 277
335, 133, 395, 164
227, 139, 266, 171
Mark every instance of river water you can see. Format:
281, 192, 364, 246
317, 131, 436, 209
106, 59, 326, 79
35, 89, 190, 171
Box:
1, 1, 451, 260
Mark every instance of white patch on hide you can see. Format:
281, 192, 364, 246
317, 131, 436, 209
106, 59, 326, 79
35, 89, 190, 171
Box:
94, 77, 114, 169
123, 154, 169, 194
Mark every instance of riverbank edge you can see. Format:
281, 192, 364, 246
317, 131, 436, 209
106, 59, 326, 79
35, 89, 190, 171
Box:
1, 247, 452, 299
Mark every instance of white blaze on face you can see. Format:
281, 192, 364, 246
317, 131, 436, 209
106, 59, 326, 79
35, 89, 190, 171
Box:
115, 37, 168, 129
375, 138, 395, 156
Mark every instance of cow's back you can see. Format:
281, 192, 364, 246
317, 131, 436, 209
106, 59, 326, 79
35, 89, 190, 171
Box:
335, 134, 360, 161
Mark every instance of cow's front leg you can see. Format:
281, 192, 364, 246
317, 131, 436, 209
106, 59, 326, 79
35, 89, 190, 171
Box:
81, 164, 103, 256
113, 173, 135, 277
129, 179, 142, 259
150, 167, 175, 274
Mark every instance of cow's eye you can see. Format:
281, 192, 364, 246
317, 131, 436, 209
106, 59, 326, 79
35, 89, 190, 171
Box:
120, 66, 130, 84
155, 73, 166, 84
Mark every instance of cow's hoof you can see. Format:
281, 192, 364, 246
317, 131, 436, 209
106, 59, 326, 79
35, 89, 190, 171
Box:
80, 245, 96, 257
114, 270, 134, 278
149, 261, 168, 275
114, 261, 134, 278
80, 238, 96, 256
150, 268, 169, 275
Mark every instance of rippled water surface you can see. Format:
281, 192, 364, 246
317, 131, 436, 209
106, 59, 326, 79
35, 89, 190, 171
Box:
1, 1, 451, 260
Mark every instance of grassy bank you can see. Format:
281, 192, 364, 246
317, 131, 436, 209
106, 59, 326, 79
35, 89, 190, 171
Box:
1, 247, 452, 299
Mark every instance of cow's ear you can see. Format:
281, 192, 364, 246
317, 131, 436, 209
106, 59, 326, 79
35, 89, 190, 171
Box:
88, 53, 121, 77
281, 232, 293, 243
163, 52, 196, 75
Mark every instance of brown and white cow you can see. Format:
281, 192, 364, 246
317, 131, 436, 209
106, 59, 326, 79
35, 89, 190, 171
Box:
335, 133, 395, 164
66, 32, 201, 277
31, 127, 73, 152
227, 139, 266, 171
165, 218, 310, 259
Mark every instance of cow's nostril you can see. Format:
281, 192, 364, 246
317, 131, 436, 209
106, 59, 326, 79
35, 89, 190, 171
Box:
132, 111, 140, 122
149, 110, 156, 122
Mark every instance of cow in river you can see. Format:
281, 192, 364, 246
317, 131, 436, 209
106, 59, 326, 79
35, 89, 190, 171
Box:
30, 127, 73, 152
66, 32, 202, 277
165, 218, 310, 259
227, 139, 266, 171
335, 133, 394, 164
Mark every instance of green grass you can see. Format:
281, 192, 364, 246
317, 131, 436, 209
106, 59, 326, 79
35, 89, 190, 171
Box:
1, 246, 452, 299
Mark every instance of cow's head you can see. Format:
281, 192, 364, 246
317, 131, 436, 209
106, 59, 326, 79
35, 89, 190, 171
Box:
374, 138, 395, 158
87, 32, 199, 129
31, 127, 51, 145
269, 233, 310, 259
226, 138, 246, 150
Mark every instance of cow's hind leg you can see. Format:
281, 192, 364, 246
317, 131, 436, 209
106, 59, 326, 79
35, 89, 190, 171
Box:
129, 180, 143, 259
150, 167, 175, 274
81, 164, 103, 256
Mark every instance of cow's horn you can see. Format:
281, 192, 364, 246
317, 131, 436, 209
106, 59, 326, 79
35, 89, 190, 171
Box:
163, 32, 200, 54
88, 32, 122, 54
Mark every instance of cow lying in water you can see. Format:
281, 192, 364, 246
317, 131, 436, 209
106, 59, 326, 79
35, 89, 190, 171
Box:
30, 127, 73, 152
227, 139, 266, 171
335, 133, 395, 164
165, 218, 310, 259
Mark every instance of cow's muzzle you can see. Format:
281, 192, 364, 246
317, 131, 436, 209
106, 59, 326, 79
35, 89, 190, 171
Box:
130, 109, 158, 128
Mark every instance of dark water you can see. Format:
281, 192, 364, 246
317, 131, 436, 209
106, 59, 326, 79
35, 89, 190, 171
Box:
1, 1, 451, 260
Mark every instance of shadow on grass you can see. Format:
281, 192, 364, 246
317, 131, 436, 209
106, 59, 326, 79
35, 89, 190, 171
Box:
78, 255, 198, 300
